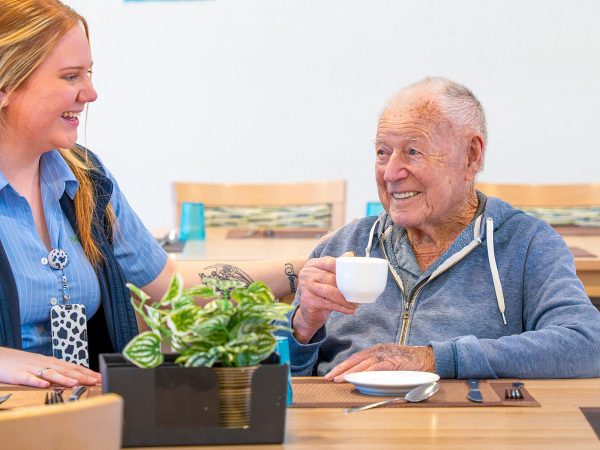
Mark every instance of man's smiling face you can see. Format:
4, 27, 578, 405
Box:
375, 93, 474, 233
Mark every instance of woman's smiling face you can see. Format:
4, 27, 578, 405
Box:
1, 24, 97, 153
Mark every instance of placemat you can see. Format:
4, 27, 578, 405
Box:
290, 379, 539, 408
569, 247, 597, 258
226, 228, 327, 239
581, 408, 600, 440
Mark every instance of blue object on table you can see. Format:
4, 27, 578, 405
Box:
179, 202, 205, 241
275, 336, 293, 406
366, 201, 384, 217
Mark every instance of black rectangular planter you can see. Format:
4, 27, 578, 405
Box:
99, 353, 288, 447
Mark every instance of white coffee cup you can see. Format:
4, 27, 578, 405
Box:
335, 256, 389, 303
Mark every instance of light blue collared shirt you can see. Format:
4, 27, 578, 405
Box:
0, 150, 166, 354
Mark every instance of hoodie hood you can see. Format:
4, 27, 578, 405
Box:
366, 194, 524, 325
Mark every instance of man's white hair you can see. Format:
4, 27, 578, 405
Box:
385, 77, 487, 143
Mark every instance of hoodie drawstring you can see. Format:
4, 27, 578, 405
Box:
365, 217, 381, 257
364, 214, 507, 325
486, 218, 507, 325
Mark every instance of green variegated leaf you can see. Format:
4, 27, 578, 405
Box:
203, 278, 245, 300
201, 299, 232, 314
271, 323, 294, 334
126, 282, 151, 303
122, 331, 163, 368
144, 305, 163, 329
251, 285, 276, 303
181, 352, 218, 368
183, 285, 216, 298
232, 281, 275, 305
160, 272, 184, 306
172, 294, 194, 309
169, 334, 190, 353
166, 304, 199, 335
126, 283, 162, 332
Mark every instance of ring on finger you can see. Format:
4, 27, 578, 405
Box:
36, 367, 52, 378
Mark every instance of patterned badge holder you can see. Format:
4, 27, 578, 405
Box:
47, 247, 90, 368
50, 303, 89, 367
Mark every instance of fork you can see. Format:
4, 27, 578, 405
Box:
0, 393, 11, 405
504, 382, 524, 399
44, 390, 65, 405
505, 388, 521, 399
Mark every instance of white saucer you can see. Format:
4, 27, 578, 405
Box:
344, 371, 440, 396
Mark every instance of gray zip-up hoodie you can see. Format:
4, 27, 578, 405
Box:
284, 196, 600, 379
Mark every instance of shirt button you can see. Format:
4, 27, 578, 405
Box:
41, 257, 48, 265
50, 297, 58, 305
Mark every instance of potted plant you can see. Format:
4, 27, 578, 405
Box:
120, 273, 293, 429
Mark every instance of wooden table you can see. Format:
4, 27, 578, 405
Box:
2, 379, 599, 449
280, 379, 600, 449
173, 229, 321, 261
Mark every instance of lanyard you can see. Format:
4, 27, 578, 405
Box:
47, 248, 71, 303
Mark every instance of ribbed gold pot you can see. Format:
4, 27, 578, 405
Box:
212, 366, 258, 428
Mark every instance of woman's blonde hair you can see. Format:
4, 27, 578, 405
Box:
0, 0, 114, 266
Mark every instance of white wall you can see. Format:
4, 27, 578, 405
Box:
64, 0, 600, 229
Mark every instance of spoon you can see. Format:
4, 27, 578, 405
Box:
344, 381, 440, 413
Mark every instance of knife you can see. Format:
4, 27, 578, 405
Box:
467, 379, 483, 403
67, 386, 88, 402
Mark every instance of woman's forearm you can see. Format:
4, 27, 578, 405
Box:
175, 257, 306, 299
141, 256, 306, 302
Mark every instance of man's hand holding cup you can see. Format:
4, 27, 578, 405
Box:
293, 251, 388, 344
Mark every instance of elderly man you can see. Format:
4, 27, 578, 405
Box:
281, 77, 600, 381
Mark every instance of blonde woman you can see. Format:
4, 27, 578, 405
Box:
0, 0, 305, 388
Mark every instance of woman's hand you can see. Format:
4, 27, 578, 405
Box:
0, 347, 102, 388
293, 251, 357, 344
323, 344, 435, 382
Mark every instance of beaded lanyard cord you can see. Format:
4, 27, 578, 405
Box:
47, 248, 71, 303
46, 246, 89, 367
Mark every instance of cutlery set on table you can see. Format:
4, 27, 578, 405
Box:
44, 386, 88, 405
342, 372, 527, 412
0, 386, 88, 409
467, 379, 525, 402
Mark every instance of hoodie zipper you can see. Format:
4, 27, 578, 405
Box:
379, 225, 483, 345
379, 234, 418, 345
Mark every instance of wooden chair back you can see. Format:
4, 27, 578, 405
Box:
173, 180, 347, 230
476, 183, 600, 207
0, 393, 123, 450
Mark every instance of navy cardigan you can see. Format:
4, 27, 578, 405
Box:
0, 147, 139, 370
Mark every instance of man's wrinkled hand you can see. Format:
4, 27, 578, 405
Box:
292, 252, 357, 344
323, 343, 435, 382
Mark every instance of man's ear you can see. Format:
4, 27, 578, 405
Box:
0, 90, 6, 106
465, 135, 484, 179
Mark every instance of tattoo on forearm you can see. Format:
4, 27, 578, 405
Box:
284, 262, 297, 293
199, 264, 253, 287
